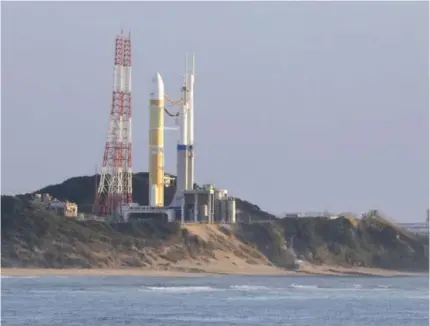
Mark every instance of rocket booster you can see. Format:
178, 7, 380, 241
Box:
149, 73, 165, 207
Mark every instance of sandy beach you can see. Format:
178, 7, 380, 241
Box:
2, 265, 427, 278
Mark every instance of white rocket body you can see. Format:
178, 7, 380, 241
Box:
186, 72, 195, 190
170, 55, 195, 208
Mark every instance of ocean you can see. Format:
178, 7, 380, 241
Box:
1, 275, 428, 325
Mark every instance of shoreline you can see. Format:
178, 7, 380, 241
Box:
1, 267, 427, 278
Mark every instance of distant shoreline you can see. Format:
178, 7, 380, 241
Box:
1, 266, 427, 278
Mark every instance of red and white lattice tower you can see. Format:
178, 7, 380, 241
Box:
93, 31, 133, 217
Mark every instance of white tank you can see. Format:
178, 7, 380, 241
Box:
220, 199, 228, 222
200, 204, 208, 217
227, 198, 236, 223
150, 185, 158, 207
215, 189, 228, 200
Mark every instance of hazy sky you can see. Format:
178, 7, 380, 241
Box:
2, 2, 428, 222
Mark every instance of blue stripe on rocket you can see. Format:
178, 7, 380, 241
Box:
177, 144, 194, 151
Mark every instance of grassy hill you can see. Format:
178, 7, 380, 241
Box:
33, 173, 277, 222
1, 193, 428, 272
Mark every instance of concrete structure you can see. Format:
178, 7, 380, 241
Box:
47, 200, 78, 217
214, 188, 228, 200
63, 201, 78, 217
149, 73, 165, 207
214, 190, 236, 223
182, 185, 215, 223
121, 204, 176, 222
283, 212, 329, 218
179, 185, 237, 224
282, 211, 354, 219
32, 193, 78, 217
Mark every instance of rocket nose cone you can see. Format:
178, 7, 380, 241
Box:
151, 72, 165, 100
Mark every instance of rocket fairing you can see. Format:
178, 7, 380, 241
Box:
149, 73, 165, 207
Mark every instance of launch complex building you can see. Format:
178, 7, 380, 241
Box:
93, 30, 236, 224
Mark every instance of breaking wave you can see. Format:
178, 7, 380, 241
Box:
230, 285, 271, 291
140, 283, 390, 294
290, 283, 319, 289
141, 286, 219, 293
375, 284, 390, 289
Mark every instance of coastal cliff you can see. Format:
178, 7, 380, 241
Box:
1, 193, 428, 274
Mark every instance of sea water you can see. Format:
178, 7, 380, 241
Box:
1, 275, 428, 325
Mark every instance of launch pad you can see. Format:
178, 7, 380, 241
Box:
120, 184, 236, 224
93, 32, 236, 224
182, 185, 236, 224
121, 204, 176, 223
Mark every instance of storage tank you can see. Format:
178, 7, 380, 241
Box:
201, 204, 208, 217
199, 204, 208, 222
220, 199, 228, 222
214, 200, 221, 222
150, 185, 158, 207
214, 189, 228, 200
227, 198, 236, 223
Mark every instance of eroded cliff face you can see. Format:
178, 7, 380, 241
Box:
1, 197, 428, 272
235, 218, 429, 271
1, 198, 271, 270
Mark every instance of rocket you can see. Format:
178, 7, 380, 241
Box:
186, 56, 195, 191
149, 73, 165, 207
170, 54, 195, 207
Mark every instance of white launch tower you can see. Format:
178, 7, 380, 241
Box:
170, 54, 195, 208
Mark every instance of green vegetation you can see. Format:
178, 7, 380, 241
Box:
1, 174, 428, 271
1, 195, 181, 267
276, 217, 429, 270
33, 173, 276, 221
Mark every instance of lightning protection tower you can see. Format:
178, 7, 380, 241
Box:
93, 30, 133, 217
